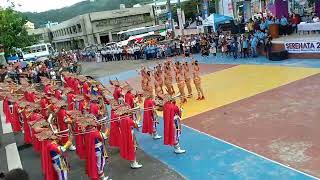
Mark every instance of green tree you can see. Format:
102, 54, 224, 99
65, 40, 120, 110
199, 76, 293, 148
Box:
178, 0, 216, 22
0, 8, 36, 54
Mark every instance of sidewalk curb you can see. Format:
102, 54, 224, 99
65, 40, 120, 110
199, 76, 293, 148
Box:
0, 100, 23, 173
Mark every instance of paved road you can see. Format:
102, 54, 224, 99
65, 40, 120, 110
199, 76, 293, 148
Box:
81, 59, 163, 78
0, 59, 185, 180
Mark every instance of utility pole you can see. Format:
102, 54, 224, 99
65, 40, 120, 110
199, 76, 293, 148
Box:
202, 0, 209, 33
177, 0, 185, 36
154, 0, 158, 25
177, 0, 184, 36
203, 0, 209, 19
167, 0, 175, 39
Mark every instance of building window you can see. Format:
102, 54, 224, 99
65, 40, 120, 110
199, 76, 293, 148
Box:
41, 45, 46, 51
77, 24, 82, 32
72, 26, 77, 33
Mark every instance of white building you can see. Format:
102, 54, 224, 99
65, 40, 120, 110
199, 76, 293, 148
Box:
24, 21, 35, 30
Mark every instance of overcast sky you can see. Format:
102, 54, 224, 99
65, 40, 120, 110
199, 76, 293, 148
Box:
0, 0, 85, 12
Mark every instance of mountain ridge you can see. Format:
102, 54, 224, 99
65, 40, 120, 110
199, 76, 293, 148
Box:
22, 0, 152, 27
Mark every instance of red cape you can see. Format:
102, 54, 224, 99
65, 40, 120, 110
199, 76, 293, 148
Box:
3, 97, 10, 123
119, 117, 136, 161
57, 108, 68, 144
163, 102, 180, 146
54, 90, 62, 100
43, 141, 59, 180
85, 131, 102, 179
113, 86, 121, 101
29, 92, 36, 103
67, 93, 75, 110
75, 123, 86, 159
69, 78, 75, 90
73, 79, 80, 95
11, 102, 22, 132
24, 92, 29, 102
78, 100, 85, 114
22, 111, 32, 144
44, 84, 52, 95
64, 76, 69, 88
40, 98, 48, 118
142, 98, 155, 134
109, 110, 121, 147
125, 92, 135, 108
30, 112, 43, 152
83, 82, 90, 95
89, 102, 99, 117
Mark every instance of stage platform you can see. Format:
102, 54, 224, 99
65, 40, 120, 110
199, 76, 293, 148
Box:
271, 34, 320, 59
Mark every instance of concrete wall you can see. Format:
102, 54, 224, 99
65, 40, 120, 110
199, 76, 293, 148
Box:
27, 27, 51, 43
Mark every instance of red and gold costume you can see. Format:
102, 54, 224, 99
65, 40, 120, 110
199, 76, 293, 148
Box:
163, 96, 186, 154
142, 95, 161, 139
108, 101, 121, 148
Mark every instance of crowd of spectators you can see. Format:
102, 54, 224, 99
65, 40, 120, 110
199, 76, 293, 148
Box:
76, 28, 271, 62
0, 54, 79, 84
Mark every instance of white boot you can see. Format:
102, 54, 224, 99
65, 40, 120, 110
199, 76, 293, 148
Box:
103, 176, 112, 180
174, 145, 186, 154
69, 145, 76, 151
100, 173, 112, 180
131, 160, 143, 169
153, 133, 162, 140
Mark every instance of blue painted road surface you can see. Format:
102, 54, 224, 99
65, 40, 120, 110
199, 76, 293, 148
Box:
135, 119, 317, 180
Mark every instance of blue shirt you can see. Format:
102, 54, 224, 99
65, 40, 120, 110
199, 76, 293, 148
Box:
266, 20, 273, 28
243, 40, 248, 48
256, 32, 265, 40
280, 17, 288, 26
260, 22, 266, 30
251, 37, 258, 47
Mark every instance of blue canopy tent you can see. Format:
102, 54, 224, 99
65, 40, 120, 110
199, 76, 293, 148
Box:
202, 13, 233, 32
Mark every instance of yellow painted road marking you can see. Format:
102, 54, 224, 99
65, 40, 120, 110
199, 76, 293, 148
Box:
176, 65, 320, 120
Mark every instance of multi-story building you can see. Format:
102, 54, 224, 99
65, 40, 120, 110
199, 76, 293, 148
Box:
49, 5, 155, 50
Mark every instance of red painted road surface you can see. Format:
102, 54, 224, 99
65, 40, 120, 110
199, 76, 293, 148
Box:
183, 74, 320, 177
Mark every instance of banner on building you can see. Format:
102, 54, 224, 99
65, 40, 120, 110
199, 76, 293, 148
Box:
222, 0, 234, 18
284, 41, 320, 53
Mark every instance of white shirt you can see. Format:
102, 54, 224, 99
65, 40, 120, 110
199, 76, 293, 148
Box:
50, 71, 56, 80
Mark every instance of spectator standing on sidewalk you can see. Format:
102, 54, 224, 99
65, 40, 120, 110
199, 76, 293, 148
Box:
231, 36, 239, 59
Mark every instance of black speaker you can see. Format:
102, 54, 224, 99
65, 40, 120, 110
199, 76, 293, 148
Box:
269, 50, 288, 61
